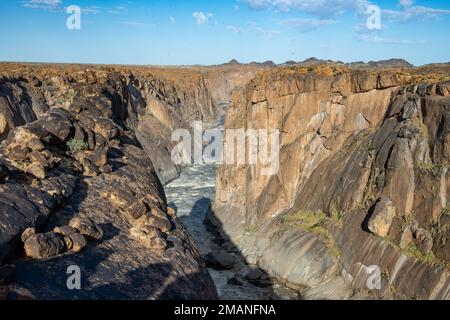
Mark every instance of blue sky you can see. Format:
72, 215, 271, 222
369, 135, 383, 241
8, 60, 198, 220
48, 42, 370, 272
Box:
0, 0, 449, 65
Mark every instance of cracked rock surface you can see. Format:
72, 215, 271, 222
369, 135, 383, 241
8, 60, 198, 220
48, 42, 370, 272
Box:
0, 66, 219, 299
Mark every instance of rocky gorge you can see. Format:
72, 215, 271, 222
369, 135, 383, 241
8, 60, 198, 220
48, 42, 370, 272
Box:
0, 63, 257, 299
0, 61, 450, 300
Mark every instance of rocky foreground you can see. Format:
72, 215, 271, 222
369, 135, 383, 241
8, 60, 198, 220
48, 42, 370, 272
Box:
212, 65, 450, 299
0, 63, 258, 299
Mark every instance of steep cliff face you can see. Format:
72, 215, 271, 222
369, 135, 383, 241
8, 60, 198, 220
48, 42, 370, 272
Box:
204, 67, 259, 107
0, 66, 218, 299
212, 66, 450, 299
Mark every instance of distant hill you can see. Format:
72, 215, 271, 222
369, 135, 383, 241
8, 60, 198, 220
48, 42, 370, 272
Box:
280, 57, 345, 67
280, 57, 414, 68
350, 58, 414, 68
249, 60, 276, 68
217, 57, 417, 69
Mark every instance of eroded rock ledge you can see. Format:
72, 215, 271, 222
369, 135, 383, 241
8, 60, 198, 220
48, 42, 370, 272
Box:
212, 66, 450, 299
0, 68, 218, 299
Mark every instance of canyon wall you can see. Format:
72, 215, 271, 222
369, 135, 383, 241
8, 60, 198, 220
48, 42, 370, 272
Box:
212, 66, 450, 299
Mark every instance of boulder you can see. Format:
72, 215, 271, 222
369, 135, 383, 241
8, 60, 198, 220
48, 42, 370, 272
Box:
399, 226, 413, 249
94, 118, 118, 140
73, 122, 86, 141
7, 145, 29, 161
147, 215, 172, 233
203, 250, 236, 270
24, 232, 66, 259
24, 125, 50, 141
53, 225, 77, 236
69, 216, 103, 240
34, 110, 73, 143
78, 112, 118, 140
21, 227, 36, 243
26, 162, 46, 180
35, 174, 77, 199
130, 225, 166, 251
63, 235, 73, 250
29, 151, 49, 167
243, 267, 271, 287
227, 275, 244, 286
28, 138, 45, 152
125, 200, 147, 220
77, 111, 96, 131
89, 148, 108, 167
86, 128, 96, 150
78, 157, 99, 177
244, 267, 268, 281
67, 233, 88, 253
166, 206, 176, 217
368, 197, 396, 237
94, 133, 107, 149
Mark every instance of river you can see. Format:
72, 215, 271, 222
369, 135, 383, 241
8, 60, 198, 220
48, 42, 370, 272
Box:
164, 121, 299, 299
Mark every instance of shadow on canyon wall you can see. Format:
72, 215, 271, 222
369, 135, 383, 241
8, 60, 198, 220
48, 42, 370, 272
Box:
173, 197, 286, 300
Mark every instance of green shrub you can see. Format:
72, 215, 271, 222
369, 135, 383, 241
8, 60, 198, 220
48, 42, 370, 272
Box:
278, 210, 340, 257
66, 138, 88, 153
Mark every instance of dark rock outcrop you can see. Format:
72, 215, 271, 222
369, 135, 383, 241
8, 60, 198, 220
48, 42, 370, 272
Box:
0, 66, 218, 300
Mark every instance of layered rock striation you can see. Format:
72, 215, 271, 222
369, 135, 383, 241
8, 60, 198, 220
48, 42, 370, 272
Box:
212, 66, 450, 299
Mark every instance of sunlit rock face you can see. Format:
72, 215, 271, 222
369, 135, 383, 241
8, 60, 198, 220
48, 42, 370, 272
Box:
212, 65, 450, 299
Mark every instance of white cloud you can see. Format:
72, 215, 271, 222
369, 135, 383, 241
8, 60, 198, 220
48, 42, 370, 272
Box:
280, 18, 336, 32
225, 22, 280, 40
21, 0, 61, 10
242, 0, 370, 17
226, 25, 241, 33
243, 0, 450, 23
234, 4, 240, 11
22, 1, 101, 14
399, 0, 414, 7
81, 7, 100, 15
193, 12, 213, 25
356, 34, 427, 45
252, 27, 280, 40
383, 5, 450, 22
